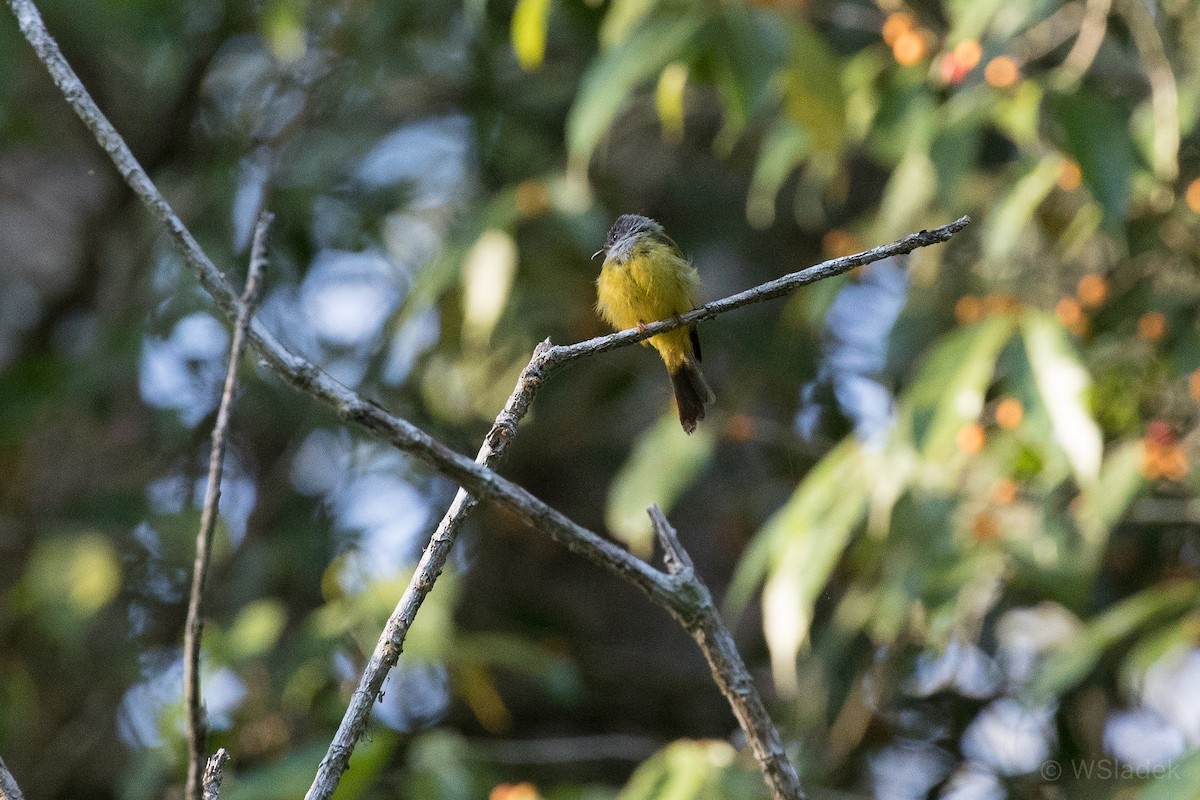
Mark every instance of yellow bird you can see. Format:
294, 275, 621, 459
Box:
595, 214, 714, 434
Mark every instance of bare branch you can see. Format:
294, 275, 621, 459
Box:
0, 757, 24, 800
5, 5, 969, 799
184, 213, 271, 800
202, 749, 230, 800
647, 506, 803, 800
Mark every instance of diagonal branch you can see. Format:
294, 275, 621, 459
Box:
5, 3, 969, 799
305, 339, 556, 799
183, 212, 271, 800
0, 757, 24, 800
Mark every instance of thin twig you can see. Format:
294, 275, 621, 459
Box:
5, 5, 969, 798
0, 757, 24, 800
183, 213, 271, 800
202, 749, 230, 800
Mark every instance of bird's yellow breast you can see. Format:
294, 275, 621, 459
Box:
596, 239, 700, 368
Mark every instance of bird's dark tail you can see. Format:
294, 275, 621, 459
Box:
668, 358, 715, 434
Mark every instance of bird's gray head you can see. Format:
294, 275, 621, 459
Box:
594, 214, 665, 263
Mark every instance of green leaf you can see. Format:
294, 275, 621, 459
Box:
1074, 438, 1145, 557
655, 62, 689, 144
1122, 613, 1200, 696
606, 412, 716, 558
599, 0, 661, 49
619, 740, 763, 800
404, 730, 487, 800
224, 599, 288, 660
1139, 746, 1200, 800
566, 10, 707, 171
984, 154, 1063, 265
723, 440, 869, 692
224, 736, 394, 800
945, 0, 1038, 41
903, 316, 1016, 463
511, 0, 553, 71
726, 437, 866, 616
874, 142, 937, 241
1051, 92, 1136, 236
1029, 581, 1200, 702
745, 118, 809, 229
779, 18, 845, 158
1021, 310, 1103, 486
460, 229, 518, 350
710, 5, 788, 151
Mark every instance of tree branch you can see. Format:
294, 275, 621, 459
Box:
648, 505, 802, 799
307, 215, 967, 799
202, 749, 230, 800
5, 4, 970, 799
0, 757, 24, 800
183, 213, 271, 800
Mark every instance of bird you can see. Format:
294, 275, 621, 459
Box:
594, 214, 714, 434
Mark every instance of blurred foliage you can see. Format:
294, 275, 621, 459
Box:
3, 0, 1200, 799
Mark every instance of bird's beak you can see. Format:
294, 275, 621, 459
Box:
592, 249, 604, 260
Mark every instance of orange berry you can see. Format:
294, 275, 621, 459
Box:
514, 180, 550, 217
938, 55, 960, 84
953, 39, 983, 71
1185, 178, 1200, 214
1076, 274, 1108, 308
955, 295, 985, 324
1188, 369, 1200, 402
992, 479, 1018, 505
984, 293, 1019, 314
1057, 159, 1083, 192
984, 56, 1020, 88
957, 423, 986, 454
822, 228, 864, 258
882, 12, 916, 45
1137, 311, 1167, 342
1055, 297, 1083, 327
995, 398, 1024, 430
490, 783, 541, 800
726, 413, 757, 443
972, 511, 1001, 542
1147, 420, 1174, 446
1163, 446, 1189, 481
893, 31, 927, 66
1142, 448, 1163, 480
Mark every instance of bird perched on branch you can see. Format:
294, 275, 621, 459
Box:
595, 214, 714, 434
